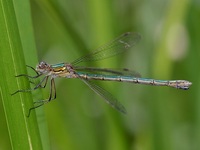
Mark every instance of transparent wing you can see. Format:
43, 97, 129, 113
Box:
72, 32, 141, 65
80, 78, 127, 114
75, 66, 141, 77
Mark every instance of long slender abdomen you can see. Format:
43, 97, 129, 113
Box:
77, 72, 192, 90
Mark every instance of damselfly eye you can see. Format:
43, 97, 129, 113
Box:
38, 61, 49, 69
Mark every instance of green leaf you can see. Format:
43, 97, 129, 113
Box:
0, 0, 48, 149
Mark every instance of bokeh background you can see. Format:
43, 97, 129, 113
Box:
1, 0, 200, 149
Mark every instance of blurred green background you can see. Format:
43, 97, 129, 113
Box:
1, 0, 200, 149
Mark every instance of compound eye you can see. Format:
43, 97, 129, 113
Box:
38, 61, 48, 69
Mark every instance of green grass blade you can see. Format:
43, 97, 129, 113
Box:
0, 0, 45, 149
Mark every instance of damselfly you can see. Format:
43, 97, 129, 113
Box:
12, 32, 192, 117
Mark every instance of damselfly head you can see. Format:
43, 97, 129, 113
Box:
36, 61, 51, 74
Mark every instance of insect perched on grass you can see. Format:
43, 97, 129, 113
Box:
12, 32, 192, 117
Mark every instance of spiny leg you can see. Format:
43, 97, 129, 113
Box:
26, 65, 40, 76
15, 73, 41, 79
27, 78, 56, 117
11, 64, 44, 95
11, 76, 49, 95
15, 65, 41, 78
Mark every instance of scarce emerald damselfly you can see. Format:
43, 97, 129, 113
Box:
12, 32, 192, 117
